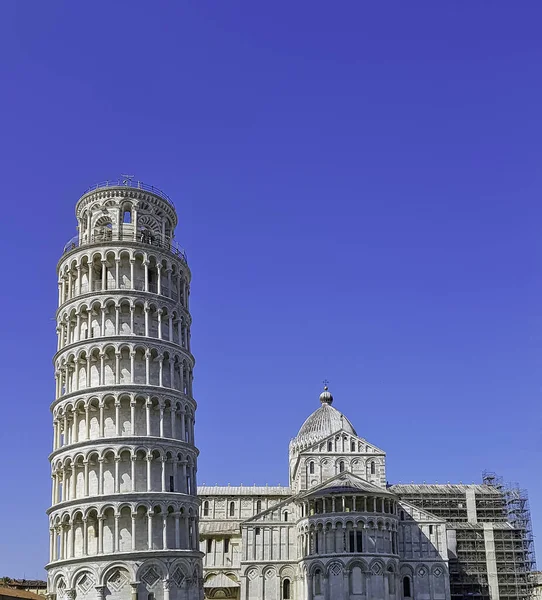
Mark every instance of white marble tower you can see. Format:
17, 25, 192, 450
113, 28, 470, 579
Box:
47, 180, 203, 600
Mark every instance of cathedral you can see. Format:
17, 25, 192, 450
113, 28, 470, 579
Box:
199, 387, 535, 600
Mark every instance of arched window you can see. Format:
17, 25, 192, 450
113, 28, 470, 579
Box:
371, 461, 376, 475
400, 511, 405, 521
351, 440, 356, 452
314, 570, 322, 595
94, 218, 113, 242
403, 576, 411, 598
284, 511, 289, 522
339, 460, 345, 473
256, 500, 262, 513
203, 501, 209, 517
309, 461, 315, 474
123, 207, 132, 223
229, 501, 235, 517
282, 578, 291, 599
328, 440, 333, 451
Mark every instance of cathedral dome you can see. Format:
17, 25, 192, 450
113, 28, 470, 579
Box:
293, 387, 356, 446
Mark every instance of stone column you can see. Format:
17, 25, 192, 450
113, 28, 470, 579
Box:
159, 402, 165, 436
162, 514, 168, 549
167, 269, 172, 298
147, 511, 153, 550
67, 519, 74, 558
147, 455, 153, 492
115, 400, 121, 436
177, 319, 182, 346
49, 528, 55, 562
131, 398, 136, 434
144, 306, 149, 337
169, 360, 175, 390
170, 406, 176, 438
131, 513, 137, 551
131, 456, 137, 492
157, 309, 163, 339
145, 350, 150, 385
70, 467, 76, 500
98, 403, 104, 438
98, 517, 104, 554
82, 518, 88, 556
146, 399, 152, 435
100, 306, 106, 337
86, 356, 91, 387
114, 514, 120, 552
115, 352, 121, 384
343, 570, 350, 600
161, 457, 167, 492
99, 352, 105, 385
76, 313, 82, 342
180, 411, 186, 441
144, 261, 149, 292
158, 356, 164, 387
168, 315, 173, 341
307, 573, 313, 600
174, 513, 181, 548
98, 458, 104, 495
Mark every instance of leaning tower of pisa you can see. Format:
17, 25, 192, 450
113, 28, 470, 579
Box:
47, 181, 203, 600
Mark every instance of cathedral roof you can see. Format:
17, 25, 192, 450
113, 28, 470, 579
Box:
300, 472, 395, 498
203, 573, 239, 589
198, 485, 291, 496
293, 387, 356, 446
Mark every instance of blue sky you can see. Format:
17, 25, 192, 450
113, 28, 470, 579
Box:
1, 1, 541, 577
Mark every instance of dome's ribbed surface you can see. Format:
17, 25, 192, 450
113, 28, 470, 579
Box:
294, 402, 356, 445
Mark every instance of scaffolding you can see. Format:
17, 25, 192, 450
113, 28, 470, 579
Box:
482, 472, 537, 596
390, 474, 536, 600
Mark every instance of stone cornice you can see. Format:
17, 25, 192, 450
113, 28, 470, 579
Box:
47, 491, 201, 516
56, 286, 191, 316
45, 548, 204, 569
48, 435, 199, 462
53, 335, 194, 365
50, 384, 197, 412
58, 238, 190, 274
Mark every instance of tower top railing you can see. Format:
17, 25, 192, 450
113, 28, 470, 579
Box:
62, 232, 188, 264
82, 180, 174, 208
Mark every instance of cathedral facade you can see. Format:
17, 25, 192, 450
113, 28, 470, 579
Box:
198, 388, 535, 600
199, 387, 449, 600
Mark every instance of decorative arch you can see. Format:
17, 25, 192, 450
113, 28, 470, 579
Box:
100, 562, 134, 587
